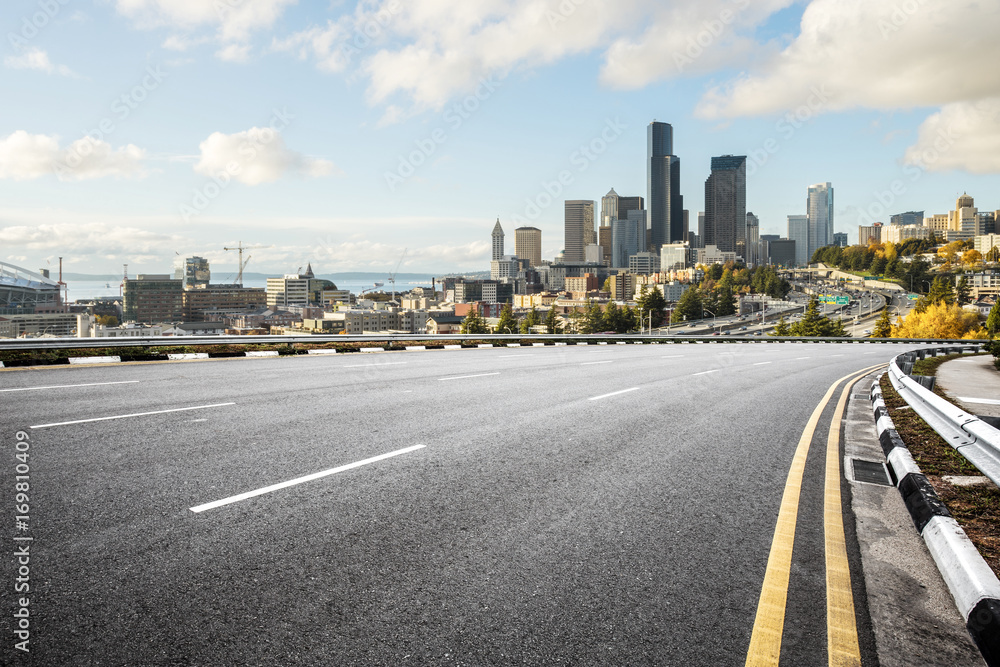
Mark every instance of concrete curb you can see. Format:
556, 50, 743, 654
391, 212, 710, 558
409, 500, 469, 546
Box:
871, 375, 1000, 665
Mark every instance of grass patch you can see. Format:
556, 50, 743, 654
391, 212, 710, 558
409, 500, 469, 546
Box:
880, 374, 1000, 574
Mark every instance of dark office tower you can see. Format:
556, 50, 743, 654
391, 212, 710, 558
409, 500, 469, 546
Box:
647, 121, 683, 250
618, 195, 644, 220
703, 155, 747, 254
564, 200, 594, 263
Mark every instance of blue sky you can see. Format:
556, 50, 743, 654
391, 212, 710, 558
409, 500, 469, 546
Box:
1, 0, 998, 277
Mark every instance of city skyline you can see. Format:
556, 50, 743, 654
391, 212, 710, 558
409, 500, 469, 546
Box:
1, 1, 999, 276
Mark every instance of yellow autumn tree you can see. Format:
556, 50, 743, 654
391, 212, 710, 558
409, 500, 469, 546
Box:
891, 300, 986, 339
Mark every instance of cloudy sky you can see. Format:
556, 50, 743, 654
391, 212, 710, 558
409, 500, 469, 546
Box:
1, 0, 998, 277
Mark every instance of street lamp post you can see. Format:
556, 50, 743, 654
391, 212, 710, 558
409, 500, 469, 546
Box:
702, 309, 717, 334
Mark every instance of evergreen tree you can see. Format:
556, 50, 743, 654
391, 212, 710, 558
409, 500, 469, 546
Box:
620, 305, 638, 333
545, 307, 563, 334
673, 285, 703, 323
520, 306, 541, 334
494, 302, 517, 334
580, 300, 606, 334
636, 284, 668, 328
770, 316, 790, 337
987, 300, 1000, 338
956, 276, 971, 306
604, 301, 622, 333
871, 308, 892, 338
460, 305, 489, 334
715, 268, 737, 316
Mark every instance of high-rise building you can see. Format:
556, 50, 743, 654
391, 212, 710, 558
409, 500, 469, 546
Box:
745, 213, 760, 266
184, 257, 210, 288
514, 226, 542, 268
598, 225, 612, 266
611, 210, 647, 269
703, 155, 747, 254
833, 232, 848, 247
787, 215, 809, 266
491, 218, 505, 261
858, 223, 882, 246
890, 211, 924, 226
618, 195, 644, 220
807, 182, 834, 256
564, 200, 594, 263
768, 239, 797, 267
647, 121, 683, 250
601, 188, 619, 226
123, 275, 184, 323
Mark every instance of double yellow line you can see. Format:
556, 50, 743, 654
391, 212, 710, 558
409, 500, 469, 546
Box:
745, 364, 885, 666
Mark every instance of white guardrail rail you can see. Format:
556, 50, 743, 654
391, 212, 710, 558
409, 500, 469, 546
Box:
888, 345, 1000, 486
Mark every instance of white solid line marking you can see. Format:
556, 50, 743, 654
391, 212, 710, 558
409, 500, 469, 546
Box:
581, 360, 613, 365
958, 396, 1000, 406
0, 380, 139, 393
438, 372, 500, 381
662, 355, 683, 359
31, 402, 235, 429
589, 387, 639, 401
753, 362, 771, 366
692, 370, 718, 376
796, 356, 811, 360
190, 444, 426, 513
343, 362, 407, 368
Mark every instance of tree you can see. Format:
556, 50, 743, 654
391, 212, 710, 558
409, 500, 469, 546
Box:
956, 276, 971, 306
962, 249, 983, 267
95, 315, 119, 327
519, 306, 541, 334
770, 316, 790, 337
892, 300, 985, 339
987, 300, 1000, 338
672, 285, 703, 323
620, 305, 638, 333
494, 302, 517, 334
544, 307, 563, 334
636, 284, 668, 328
714, 268, 737, 316
579, 300, 606, 334
460, 305, 489, 334
871, 308, 892, 338
787, 296, 849, 338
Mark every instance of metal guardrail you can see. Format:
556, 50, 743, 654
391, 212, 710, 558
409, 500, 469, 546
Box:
0, 333, 989, 353
887, 345, 1000, 486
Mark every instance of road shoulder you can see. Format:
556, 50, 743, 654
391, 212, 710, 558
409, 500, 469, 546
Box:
845, 372, 984, 666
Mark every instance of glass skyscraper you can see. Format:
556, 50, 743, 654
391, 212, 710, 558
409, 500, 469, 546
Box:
807, 182, 834, 258
647, 121, 683, 251
703, 155, 747, 254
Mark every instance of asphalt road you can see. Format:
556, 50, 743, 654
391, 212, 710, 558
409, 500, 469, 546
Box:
0, 342, 923, 665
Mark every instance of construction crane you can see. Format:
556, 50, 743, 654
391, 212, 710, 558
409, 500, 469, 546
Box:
223, 242, 268, 285
387, 249, 407, 302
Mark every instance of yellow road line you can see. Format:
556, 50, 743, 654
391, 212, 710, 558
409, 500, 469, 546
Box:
745, 364, 884, 666
824, 375, 867, 667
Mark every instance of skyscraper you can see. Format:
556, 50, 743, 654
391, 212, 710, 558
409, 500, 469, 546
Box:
514, 226, 542, 268
611, 210, 647, 268
745, 213, 760, 266
787, 215, 809, 266
703, 155, 747, 254
647, 121, 683, 251
491, 218, 505, 261
564, 200, 594, 263
601, 188, 619, 226
807, 182, 834, 257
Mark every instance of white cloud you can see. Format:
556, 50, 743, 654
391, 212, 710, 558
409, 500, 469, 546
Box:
903, 98, 1000, 174
695, 0, 1000, 119
0, 131, 146, 181
3, 48, 76, 77
216, 43, 252, 62
0, 223, 185, 254
194, 128, 338, 185
116, 0, 296, 57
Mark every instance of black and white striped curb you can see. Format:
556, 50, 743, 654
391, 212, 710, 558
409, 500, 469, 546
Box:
871, 376, 1000, 666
